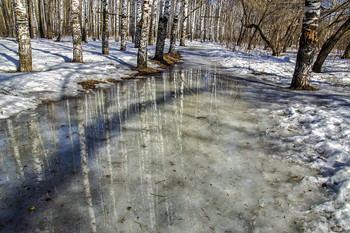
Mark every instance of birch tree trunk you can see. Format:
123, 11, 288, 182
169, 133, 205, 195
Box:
137, 0, 151, 68
83, 0, 89, 43
154, 0, 170, 61
102, 0, 109, 54
148, 0, 157, 45
179, 0, 188, 46
114, 0, 119, 41
135, 0, 143, 48
169, 0, 180, 54
13, 0, 32, 72
45, 0, 53, 39
120, 0, 128, 50
56, 0, 63, 41
72, 0, 83, 62
291, 0, 321, 89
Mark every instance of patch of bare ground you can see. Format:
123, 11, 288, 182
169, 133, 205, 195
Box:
78, 80, 106, 90
290, 85, 319, 91
77, 53, 181, 89
151, 53, 182, 69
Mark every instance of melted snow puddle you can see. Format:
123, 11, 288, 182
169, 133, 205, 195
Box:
0, 67, 326, 232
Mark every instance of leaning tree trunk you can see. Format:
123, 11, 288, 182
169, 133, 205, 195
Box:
154, 0, 170, 61
342, 41, 350, 59
137, 0, 151, 68
179, 0, 188, 46
169, 0, 180, 54
102, 0, 109, 54
13, 0, 32, 72
72, 0, 83, 62
312, 17, 350, 72
290, 0, 321, 89
120, 0, 128, 51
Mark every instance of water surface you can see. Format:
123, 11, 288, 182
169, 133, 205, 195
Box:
0, 66, 325, 232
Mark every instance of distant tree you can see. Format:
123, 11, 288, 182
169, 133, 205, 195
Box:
137, 0, 151, 68
291, 0, 321, 89
102, 0, 109, 54
56, 0, 64, 41
312, 17, 350, 72
13, 0, 32, 72
71, 0, 83, 62
120, 0, 128, 51
154, 0, 171, 61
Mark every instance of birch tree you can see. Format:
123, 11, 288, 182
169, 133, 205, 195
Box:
180, 0, 188, 46
13, 0, 32, 72
291, 0, 321, 89
102, 0, 109, 54
149, 0, 158, 45
120, 0, 128, 50
137, 0, 151, 68
169, 0, 180, 54
71, 0, 83, 62
56, 0, 63, 41
135, 0, 143, 48
154, 0, 170, 61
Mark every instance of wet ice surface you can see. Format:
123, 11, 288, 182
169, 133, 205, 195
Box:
0, 67, 326, 232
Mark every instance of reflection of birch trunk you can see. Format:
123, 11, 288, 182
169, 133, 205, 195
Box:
139, 82, 156, 230
76, 100, 97, 233
66, 100, 76, 171
27, 119, 44, 181
6, 119, 24, 179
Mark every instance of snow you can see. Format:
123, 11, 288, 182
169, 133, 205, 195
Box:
186, 40, 350, 232
1, 37, 350, 231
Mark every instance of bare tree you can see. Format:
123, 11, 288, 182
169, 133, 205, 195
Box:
154, 0, 171, 61
13, 0, 32, 72
180, 0, 188, 46
291, 0, 321, 89
169, 0, 181, 54
137, 0, 151, 68
72, 0, 83, 62
120, 0, 128, 51
102, 0, 109, 54
312, 16, 350, 72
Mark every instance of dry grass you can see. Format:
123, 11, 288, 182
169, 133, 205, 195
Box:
151, 53, 182, 69
78, 80, 106, 90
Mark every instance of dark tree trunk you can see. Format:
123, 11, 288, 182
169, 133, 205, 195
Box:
342, 42, 350, 59
291, 0, 321, 89
312, 17, 350, 72
102, 0, 109, 54
154, 0, 170, 61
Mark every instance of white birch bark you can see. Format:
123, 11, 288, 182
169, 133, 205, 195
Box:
169, 0, 180, 53
135, 0, 143, 48
148, 0, 157, 45
56, 0, 63, 41
180, 0, 188, 46
114, 0, 120, 41
72, 0, 83, 62
137, 0, 151, 68
83, 0, 89, 43
291, 0, 321, 89
102, 0, 109, 54
13, 0, 32, 72
120, 0, 128, 50
154, 0, 170, 61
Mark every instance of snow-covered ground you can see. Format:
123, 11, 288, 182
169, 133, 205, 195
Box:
0, 38, 349, 231
188, 41, 350, 232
